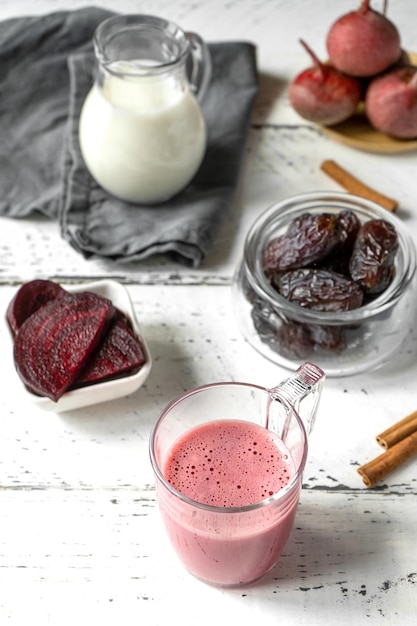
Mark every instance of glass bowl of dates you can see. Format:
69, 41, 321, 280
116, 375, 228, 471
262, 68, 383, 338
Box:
6, 279, 152, 411
232, 191, 416, 377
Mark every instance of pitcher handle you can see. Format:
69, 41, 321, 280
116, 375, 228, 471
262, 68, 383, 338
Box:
186, 32, 212, 101
269, 362, 325, 435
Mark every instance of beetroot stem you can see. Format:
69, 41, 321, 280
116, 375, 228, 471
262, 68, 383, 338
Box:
299, 39, 324, 70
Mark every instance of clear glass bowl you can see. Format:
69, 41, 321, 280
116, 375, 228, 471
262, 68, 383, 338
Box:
232, 192, 417, 377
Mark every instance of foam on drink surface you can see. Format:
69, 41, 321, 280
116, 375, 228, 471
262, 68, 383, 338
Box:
164, 419, 294, 507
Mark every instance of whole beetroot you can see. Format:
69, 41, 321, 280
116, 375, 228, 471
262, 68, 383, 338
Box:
289, 40, 362, 126
365, 67, 417, 139
326, 0, 401, 77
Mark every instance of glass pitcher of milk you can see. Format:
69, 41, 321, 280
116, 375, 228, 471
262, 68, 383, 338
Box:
79, 14, 211, 204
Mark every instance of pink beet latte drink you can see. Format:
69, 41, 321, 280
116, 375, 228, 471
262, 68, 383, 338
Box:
164, 419, 294, 507
150, 363, 325, 586
161, 419, 297, 584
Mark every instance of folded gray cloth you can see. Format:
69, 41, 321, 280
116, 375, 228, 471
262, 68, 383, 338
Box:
0, 7, 258, 266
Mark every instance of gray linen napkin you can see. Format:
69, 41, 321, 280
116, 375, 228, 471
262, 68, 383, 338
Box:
0, 7, 258, 266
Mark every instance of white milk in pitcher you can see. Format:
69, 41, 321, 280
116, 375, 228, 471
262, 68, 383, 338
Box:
79, 68, 207, 204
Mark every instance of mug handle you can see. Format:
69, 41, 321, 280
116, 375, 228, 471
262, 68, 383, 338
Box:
269, 362, 326, 435
186, 32, 212, 101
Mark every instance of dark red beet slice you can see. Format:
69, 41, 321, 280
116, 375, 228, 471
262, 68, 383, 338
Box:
13, 292, 115, 401
72, 310, 146, 388
6, 279, 66, 336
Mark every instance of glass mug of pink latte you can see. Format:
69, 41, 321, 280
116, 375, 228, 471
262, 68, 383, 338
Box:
149, 362, 325, 587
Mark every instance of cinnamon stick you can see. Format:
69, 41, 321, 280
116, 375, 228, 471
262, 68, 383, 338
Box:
320, 159, 398, 211
376, 410, 417, 449
357, 431, 417, 488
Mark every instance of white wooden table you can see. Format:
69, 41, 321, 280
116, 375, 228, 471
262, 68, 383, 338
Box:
1, 1, 416, 624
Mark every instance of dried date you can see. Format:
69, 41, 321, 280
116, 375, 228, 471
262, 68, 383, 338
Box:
271, 268, 364, 312
336, 210, 361, 255
251, 312, 345, 357
262, 213, 339, 273
306, 322, 345, 351
258, 210, 399, 356
276, 320, 316, 357
279, 320, 345, 353
321, 210, 361, 275
349, 219, 398, 294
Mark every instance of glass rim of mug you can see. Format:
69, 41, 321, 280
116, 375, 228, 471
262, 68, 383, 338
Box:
93, 14, 191, 76
149, 381, 309, 514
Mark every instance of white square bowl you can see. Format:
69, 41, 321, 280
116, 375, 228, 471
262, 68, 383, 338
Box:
8, 279, 152, 412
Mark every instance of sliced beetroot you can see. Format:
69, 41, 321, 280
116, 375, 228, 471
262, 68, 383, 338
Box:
13, 291, 115, 401
6, 279, 66, 336
72, 310, 146, 388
